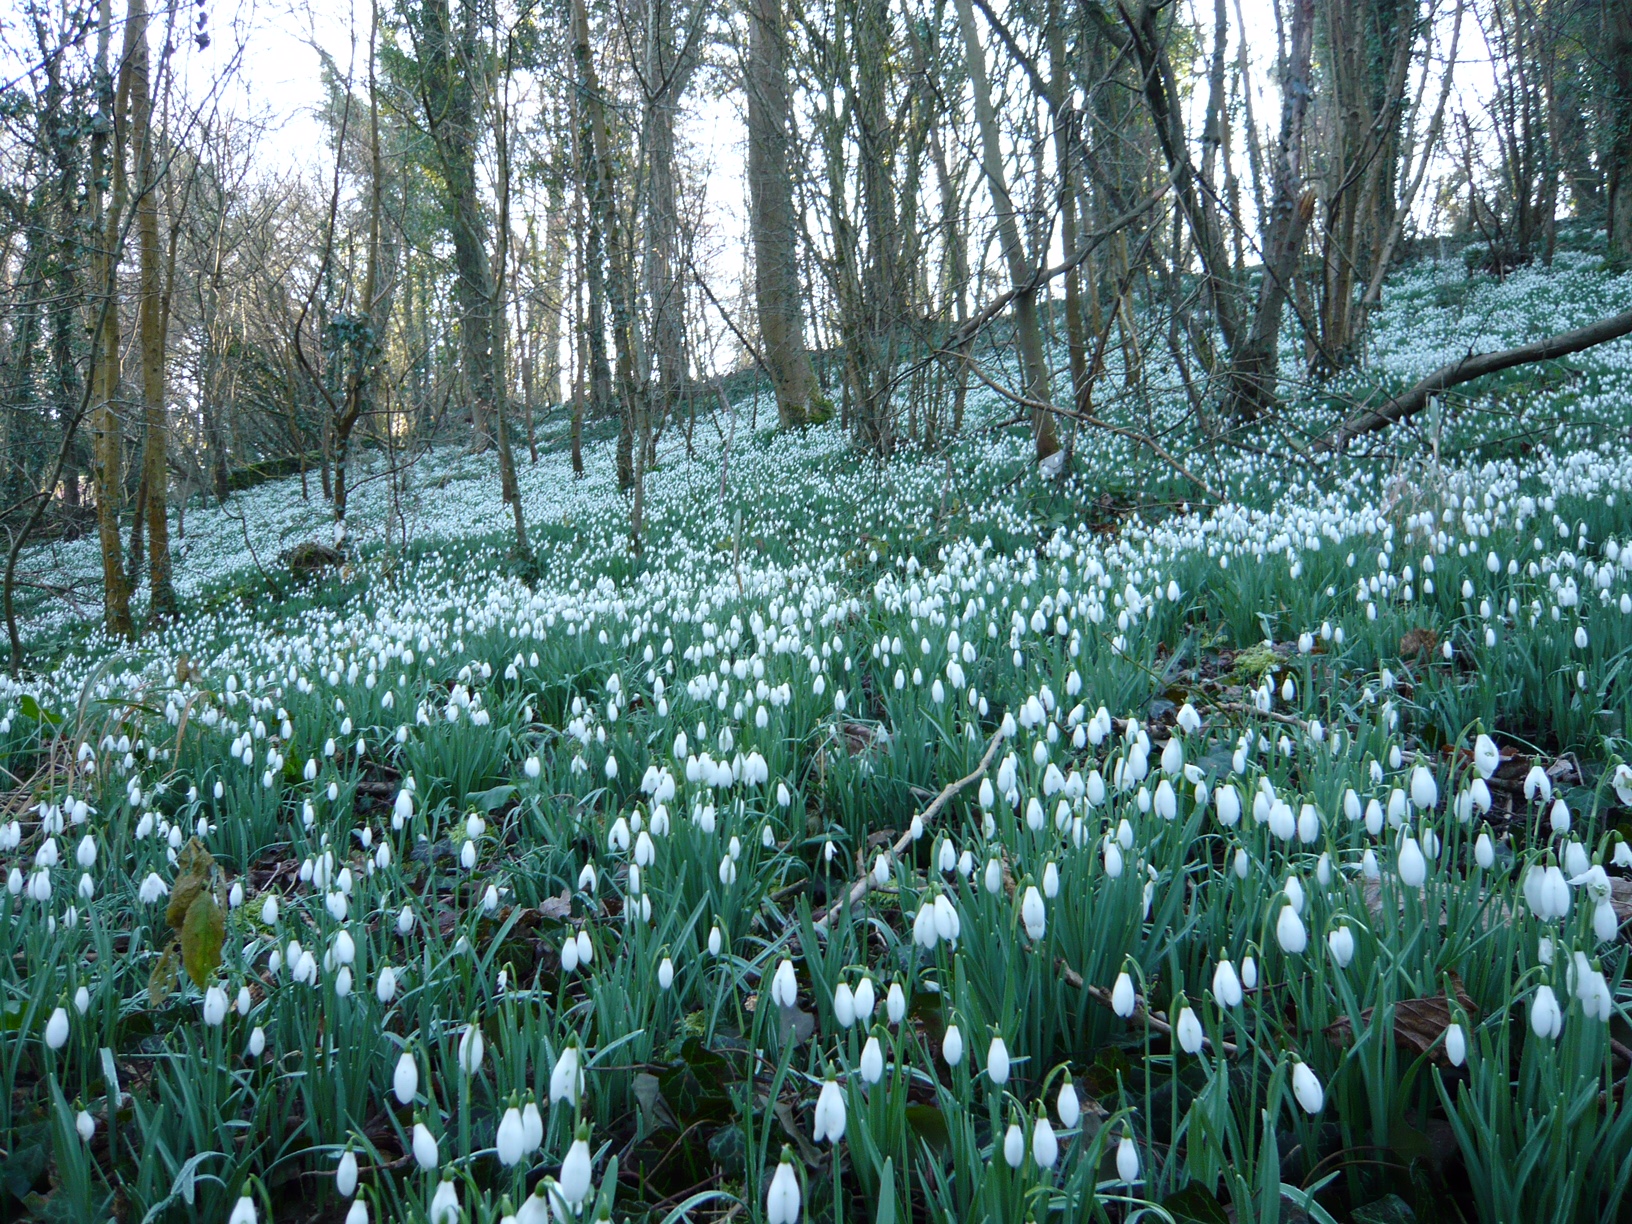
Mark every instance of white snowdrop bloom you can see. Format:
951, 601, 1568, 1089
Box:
1116, 1134, 1140, 1182
1021, 885, 1046, 940
1445, 1023, 1467, 1067
1473, 734, 1500, 778
1276, 905, 1307, 954
1524, 765, 1552, 804
1398, 837, 1427, 888
853, 975, 875, 1021
1032, 1114, 1059, 1168
1531, 985, 1563, 1040
1112, 971, 1137, 1017
1104, 841, 1124, 878
942, 1023, 964, 1066
859, 1034, 884, 1084
1291, 1061, 1324, 1114
247, 1026, 266, 1058
987, 1034, 1011, 1084
766, 1150, 801, 1224
1003, 1120, 1025, 1168
771, 958, 798, 1009
202, 986, 229, 1026
658, 956, 675, 990
45, 1006, 69, 1049
228, 1194, 258, 1224
1474, 831, 1495, 869
393, 1051, 418, 1104
1327, 925, 1356, 968
497, 1106, 527, 1166
833, 982, 856, 1028
1212, 958, 1243, 1008
397, 905, 416, 936
1550, 798, 1571, 834
550, 1044, 584, 1107
984, 857, 1004, 894
1175, 1005, 1203, 1054
1410, 763, 1438, 811
1154, 779, 1177, 820
412, 1121, 439, 1170
559, 1126, 594, 1205
886, 981, 906, 1025
813, 1075, 847, 1143
1215, 785, 1240, 827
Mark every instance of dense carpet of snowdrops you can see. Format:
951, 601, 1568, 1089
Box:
7, 254, 1632, 1223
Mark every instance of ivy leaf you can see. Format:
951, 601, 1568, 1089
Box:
181, 891, 225, 989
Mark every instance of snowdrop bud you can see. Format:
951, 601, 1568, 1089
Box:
497, 1106, 526, 1167
1410, 763, 1438, 811
1473, 734, 1499, 779
833, 982, 855, 1028
1175, 1004, 1202, 1054
1291, 1061, 1324, 1114
1445, 1023, 1466, 1067
393, 1051, 418, 1104
202, 985, 229, 1026
813, 1075, 847, 1144
987, 1034, 1010, 1084
1398, 837, 1427, 888
942, 1023, 964, 1066
1212, 958, 1242, 1008
1116, 1134, 1140, 1182
412, 1121, 439, 1170
458, 1023, 485, 1075
1475, 831, 1495, 869
1327, 925, 1356, 968
560, 1125, 593, 1205
1530, 985, 1563, 1040
228, 1194, 258, 1224
886, 980, 906, 1025
1032, 1114, 1059, 1168
1112, 971, 1136, 1017
1057, 1076, 1081, 1128
1550, 798, 1571, 834
550, 1044, 583, 1107
766, 1148, 801, 1224
247, 1026, 266, 1057
76, 1108, 94, 1142
45, 1006, 69, 1049
337, 1149, 358, 1196
658, 956, 675, 990
860, 1034, 884, 1083
1003, 1120, 1024, 1168
1276, 905, 1307, 954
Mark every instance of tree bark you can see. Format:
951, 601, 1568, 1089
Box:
1329, 306, 1632, 448
746, 0, 819, 428
1607, 0, 1632, 263
955, 0, 1058, 463
1222, 0, 1315, 419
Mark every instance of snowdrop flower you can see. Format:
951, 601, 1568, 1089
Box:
497, 1105, 527, 1166
766, 1148, 801, 1224
1057, 1075, 1080, 1128
1327, 925, 1356, 968
1398, 837, 1427, 888
337, 1149, 358, 1196
412, 1120, 439, 1170
1445, 1022, 1467, 1067
550, 1044, 584, 1107
393, 1051, 418, 1105
986, 1034, 1010, 1084
1410, 763, 1437, 811
859, 1034, 884, 1083
345, 1203, 367, 1224
228, 1193, 258, 1224
1032, 1114, 1059, 1168
429, 1175, 459, 1224
1020, 884, 1046, 940
1524, 765, 1552, 804
1291, 1060, 1324, 1114
1473, 734, 1500, 779
1212, 957, 1242, 1008
247, 1027, 266, 1058
658, 956, 675, 990
202, 985, 229, 1026
942, 1023, 964, 1066
1175, 1002, 1202, 1054
813, 1074, 846, 1143
886, 980, 906, 1025
76, 1109, 94, 1142
853, 975, 875, 1020
1003, 1119, 1024, 1168
458, 1022, 485, 1075
1531, 984, 1563, 1040
771, 959, 798, 1009
1276, 905, 1307, 954
559, 1124, 593, 1205
1111, 971, 1137, 1017
1116, 1133, 1140, 1182
45, 1006, 68, 1050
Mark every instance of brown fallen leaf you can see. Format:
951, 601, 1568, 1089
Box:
1325, 975, 1477, 1066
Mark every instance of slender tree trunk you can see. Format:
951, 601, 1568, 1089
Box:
746, 0, 819, 428
955, 0, 1059, 463
91, 0, 132, 638
1608, 0, 1632, 263
129, 0, 174, 623
1223, 0, 1314, 419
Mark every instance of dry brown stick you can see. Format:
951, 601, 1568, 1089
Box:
1061, 962, 1240, 1057
812, 727, 1007, 936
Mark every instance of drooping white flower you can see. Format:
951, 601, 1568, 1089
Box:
1291, 1060, 1324, 1114
986, 1034, 1010, 1084
1112, 971, 1137, 1017
1116, 1134, 1140, 1182
412, 1121, 439, 1170
813, 1075, 846, 1143
559, 1124, 593, 1205
766, 1149, 801, 1224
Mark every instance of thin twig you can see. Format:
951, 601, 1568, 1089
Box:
813, 727, 1007, 936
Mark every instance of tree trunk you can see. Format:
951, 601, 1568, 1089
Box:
746, 0, 819, 429
1608, 0, 1632, 263
91, 0, 132, 638
1223, 0, 1315, 419
130, 0, 174, 624
955, 0, 1058, 463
